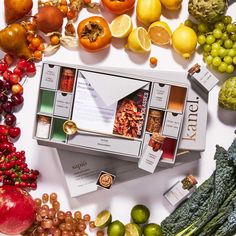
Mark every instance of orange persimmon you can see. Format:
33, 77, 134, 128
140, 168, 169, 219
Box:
101, 0, 135, 14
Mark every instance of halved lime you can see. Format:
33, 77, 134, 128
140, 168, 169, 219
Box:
125, 223, 142, 236
107, 220, 125, 236
95, 210, 112, 229
131, 204, 150, 224
143, 223, 163, 236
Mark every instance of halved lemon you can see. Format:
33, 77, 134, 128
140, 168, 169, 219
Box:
125, 27, 151, 53
110, 14, 133, 38
148, 21, 172, 45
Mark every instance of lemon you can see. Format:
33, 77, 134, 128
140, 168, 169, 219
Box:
160, 0, 182, 10
143, 223, 163, 236
110, 14, 133, 38
107, 220, 125, 236
148, 21, 172, 45
125, 223, 142, 236
172, 24, 197, 59
95, 210, 112, 229
136, 0, 162, 26
125, 27, 151, 53
131, 204, 150, 224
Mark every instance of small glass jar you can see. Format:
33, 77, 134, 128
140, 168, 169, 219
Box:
59, 68, 75, 93
36, 115, 51, 139
148, 132, 165, 152
146, 110, 163, 133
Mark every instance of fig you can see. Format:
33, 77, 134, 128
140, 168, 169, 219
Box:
0, 23, 32, 59
4, 0, 33, 24
34, 6, 64, 33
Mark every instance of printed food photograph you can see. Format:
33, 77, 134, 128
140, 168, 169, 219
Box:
113, 89, 149, 138
0, 0, 235, 235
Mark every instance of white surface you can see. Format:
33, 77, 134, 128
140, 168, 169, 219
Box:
1, 0, 236, 235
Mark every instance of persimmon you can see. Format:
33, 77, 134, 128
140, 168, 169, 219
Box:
101, 0, 135, 14
77, 16, 112, 52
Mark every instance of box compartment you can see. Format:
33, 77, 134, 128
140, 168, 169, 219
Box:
38, 90, 55, 114
41, 64, 60, 90
51, 118, 67, 142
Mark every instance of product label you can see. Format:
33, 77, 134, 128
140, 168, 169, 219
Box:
191, 66, 218, 92
150, 83, 170, 109
138, 146, 163, 173
164, 181, 190, 206
162, 112, 182, 138
41, 64, 60, 89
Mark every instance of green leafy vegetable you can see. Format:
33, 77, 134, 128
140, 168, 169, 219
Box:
161, 134, 236, 236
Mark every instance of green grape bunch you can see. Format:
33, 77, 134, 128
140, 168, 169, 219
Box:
185, 16, 236, 74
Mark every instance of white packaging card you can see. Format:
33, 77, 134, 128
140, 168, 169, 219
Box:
72, 72, 117, 134
191, 66, 218, 92
138, 146, 163, 173
41, 64, 60, 89
163, 112, 183, 138
150, 83, 170, 109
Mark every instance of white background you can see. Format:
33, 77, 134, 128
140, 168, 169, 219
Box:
1, 0, 236, 235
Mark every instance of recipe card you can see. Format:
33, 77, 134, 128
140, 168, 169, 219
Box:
72, 72, 117, 134
71, 72, 149, 138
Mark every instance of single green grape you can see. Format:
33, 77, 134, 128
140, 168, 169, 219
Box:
231, 34, 236, 42
226, 65, 235, 73
212, 57, 222, 66
215, 22, 225, 31
223, 16, 232, 25
233, 56, 236, 65
213, 28, 222, 39
233, 42, 236, 49
226, 24, 236, 33
197, 23, 208, 33
218, 47, 227, 58
206, 35, 215, 44
221, 32, 229, 41
205, 55, 213, 65
212, 43, 221, 50
203, 44, 212, 52
216, 39, 223, 45
198, 35, 206, 45
211, 49, 219, 57
184, 19, 193, 28
223, 56, 233, 64
224, 39, 233, 49
228, 49, 236, 57
218, 62, 227, 72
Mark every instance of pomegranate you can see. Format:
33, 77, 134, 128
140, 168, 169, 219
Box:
0, 185, 36, 235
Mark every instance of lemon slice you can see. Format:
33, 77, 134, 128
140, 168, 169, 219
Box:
148, 21, 172, 45
125, 223, 142, 236
95, 210, 112, 229
126, 27, 151, 53
110, 14, 133, 38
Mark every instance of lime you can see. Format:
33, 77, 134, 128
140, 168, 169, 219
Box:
148, 21, 172, 45
125, 223, 142, 236
143, 223, 163, 236
110, 14, 133, 38
95, 210, 112, 229
125, 27, 151, 53
107, 220, 125, 236
131, 204, 150, 224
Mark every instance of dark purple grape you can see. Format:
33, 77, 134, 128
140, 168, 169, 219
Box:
3, 81, 11, 91
11, 93, 24, 106
2, 101, 13, 113
0, 106, 3, 115
0, 80, 4, 91
0, 92, 8, 103
4, 113, 16, 126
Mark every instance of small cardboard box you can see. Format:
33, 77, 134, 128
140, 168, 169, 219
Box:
34, 61, 208, 167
